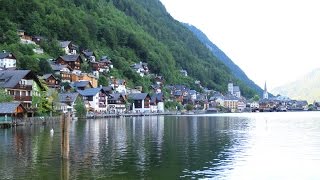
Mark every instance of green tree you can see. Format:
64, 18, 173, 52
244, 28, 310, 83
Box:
74, 96, 87, 118
253, 95, 260, 102
0, 18, 19, 44
185, 104, 194, 111
0, 89, 13, 102
38, 58, 53, 75
80, 61, 91, 73
98, 75, 109, 86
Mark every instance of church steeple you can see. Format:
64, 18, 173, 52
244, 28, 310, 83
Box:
263, 81, 268, 99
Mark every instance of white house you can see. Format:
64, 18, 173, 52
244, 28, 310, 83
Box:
58, 92, 80, 113
250, 101, 260, 110
59, 41, 77, 55
131, 62, 149, 77
129, 93, 151, 113
0, 52, 16, 69
237, 101, 246, 112
78, 88, 107, 112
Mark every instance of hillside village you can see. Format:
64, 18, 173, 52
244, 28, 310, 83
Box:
0, 31, 317, 120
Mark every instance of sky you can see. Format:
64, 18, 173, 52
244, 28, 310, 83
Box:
159, 0, 320, 92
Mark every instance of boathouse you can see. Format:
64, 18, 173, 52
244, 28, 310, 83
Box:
0, 102, 27, 121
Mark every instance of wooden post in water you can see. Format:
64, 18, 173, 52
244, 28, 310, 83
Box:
61, 112, 70, 159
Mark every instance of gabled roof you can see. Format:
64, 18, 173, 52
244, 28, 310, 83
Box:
78, 88, 104, 96
100, 56, 111, 61
82, 50, 95, 57
59, 92, 79, 103
50, 63, 72, 71
102, 86, 113, 92
41, 74, 57, 80
188, 90, 197, 95
59, 54, 81, 62
150, 93, 164, 104
0, 70, 40, 88
0, 52, 16, 59
59, 41, 71, 48
108, 93, 125, 101
128, 93, 149, 100
0, 102, 26, 114
73, 81, 92, 88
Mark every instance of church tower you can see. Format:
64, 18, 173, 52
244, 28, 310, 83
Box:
263, 81, 268, 99
228, 82, 234, 94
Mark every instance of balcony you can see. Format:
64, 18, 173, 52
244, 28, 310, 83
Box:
14, 96, 32, 101
14, 84, 32, 90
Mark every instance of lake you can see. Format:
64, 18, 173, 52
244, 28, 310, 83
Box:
1, 112, 320, 179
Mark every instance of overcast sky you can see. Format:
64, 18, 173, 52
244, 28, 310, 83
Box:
159, 0, 320, 91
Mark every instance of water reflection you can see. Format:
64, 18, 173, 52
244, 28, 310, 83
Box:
1, 113, 320, 179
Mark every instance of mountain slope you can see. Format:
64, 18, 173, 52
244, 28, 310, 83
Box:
184, 24, 264, 97
0, 0, 256, 97
272, 68, 320, 103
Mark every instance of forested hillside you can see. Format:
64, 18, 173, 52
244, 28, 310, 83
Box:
0, 0, 256, 97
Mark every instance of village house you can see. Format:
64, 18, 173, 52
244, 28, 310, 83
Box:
107, 93, 126, 114
58, 92, 80, 114
0, 102, 27, 121
287, 100, 308, 111
150, 93, 165, 113
40, 74, 60, 89
81, 50, 96, 62
237, 100, 246, 112
59, 41, 77, 55
223, 95, 239, 112
31, 35, 45, 45
100, 56, 113, 68
77, 88, 108, 112
110, 78, 126, 94
72, 80, 93, 90
151, 84, 162, 93
51, 63, 72, 78
249, 101, 260, 111
102, 86, 114, 94
154, 75, 164, 85
259, 99, 276, 112
131, 62, 149, 77
194, 94, 208, 110
71, 73, 98, 88
0, 51, 16, 69
55, 54, 83, 71
18, 30, 34, 44
0, 70, 45, 116
129, 93, 151, 113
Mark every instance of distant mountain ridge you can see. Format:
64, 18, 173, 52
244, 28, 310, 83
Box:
272, 68, 320, 103
184, 24, 264, 97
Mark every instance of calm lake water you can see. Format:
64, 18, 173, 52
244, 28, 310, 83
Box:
1, 112, 320, 179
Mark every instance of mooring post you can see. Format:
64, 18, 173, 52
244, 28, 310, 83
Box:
61, 112, 70, 159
